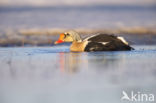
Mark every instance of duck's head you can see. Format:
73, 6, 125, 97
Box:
54, 30, 82, 44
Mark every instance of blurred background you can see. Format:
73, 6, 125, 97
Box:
0, 0, 156, 46
0, 1, 156, 103
0, 0, 156, 6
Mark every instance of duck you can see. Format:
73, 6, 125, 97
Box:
54, 30, 134, 52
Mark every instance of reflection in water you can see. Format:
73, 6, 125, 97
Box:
57, 51, 126, 75
58, 52, 88, 74
59, 53, 65, 73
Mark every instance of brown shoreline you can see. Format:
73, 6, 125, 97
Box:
0, 27, 156, 46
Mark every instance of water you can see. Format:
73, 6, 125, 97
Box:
0, 6, 156, 32
0, 45, 156, 103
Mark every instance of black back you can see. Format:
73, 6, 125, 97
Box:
86, 34, 118, 42
84, 34, 134, 52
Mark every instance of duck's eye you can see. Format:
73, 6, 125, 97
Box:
64, 32, 69, 35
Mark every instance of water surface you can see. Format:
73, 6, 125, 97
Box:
0, 45, 156, 103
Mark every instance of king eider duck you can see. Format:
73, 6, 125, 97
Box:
54, 30, 134, 52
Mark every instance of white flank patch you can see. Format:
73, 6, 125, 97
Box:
117, 37, 128, 45
99, 42, 109, 45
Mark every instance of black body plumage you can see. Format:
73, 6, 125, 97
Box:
84, 34, 134, 52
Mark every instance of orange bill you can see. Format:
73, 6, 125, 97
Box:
54, 33, 65, 44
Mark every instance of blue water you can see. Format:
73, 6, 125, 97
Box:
0, 6, 156, 32
0, 45, 156, 103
